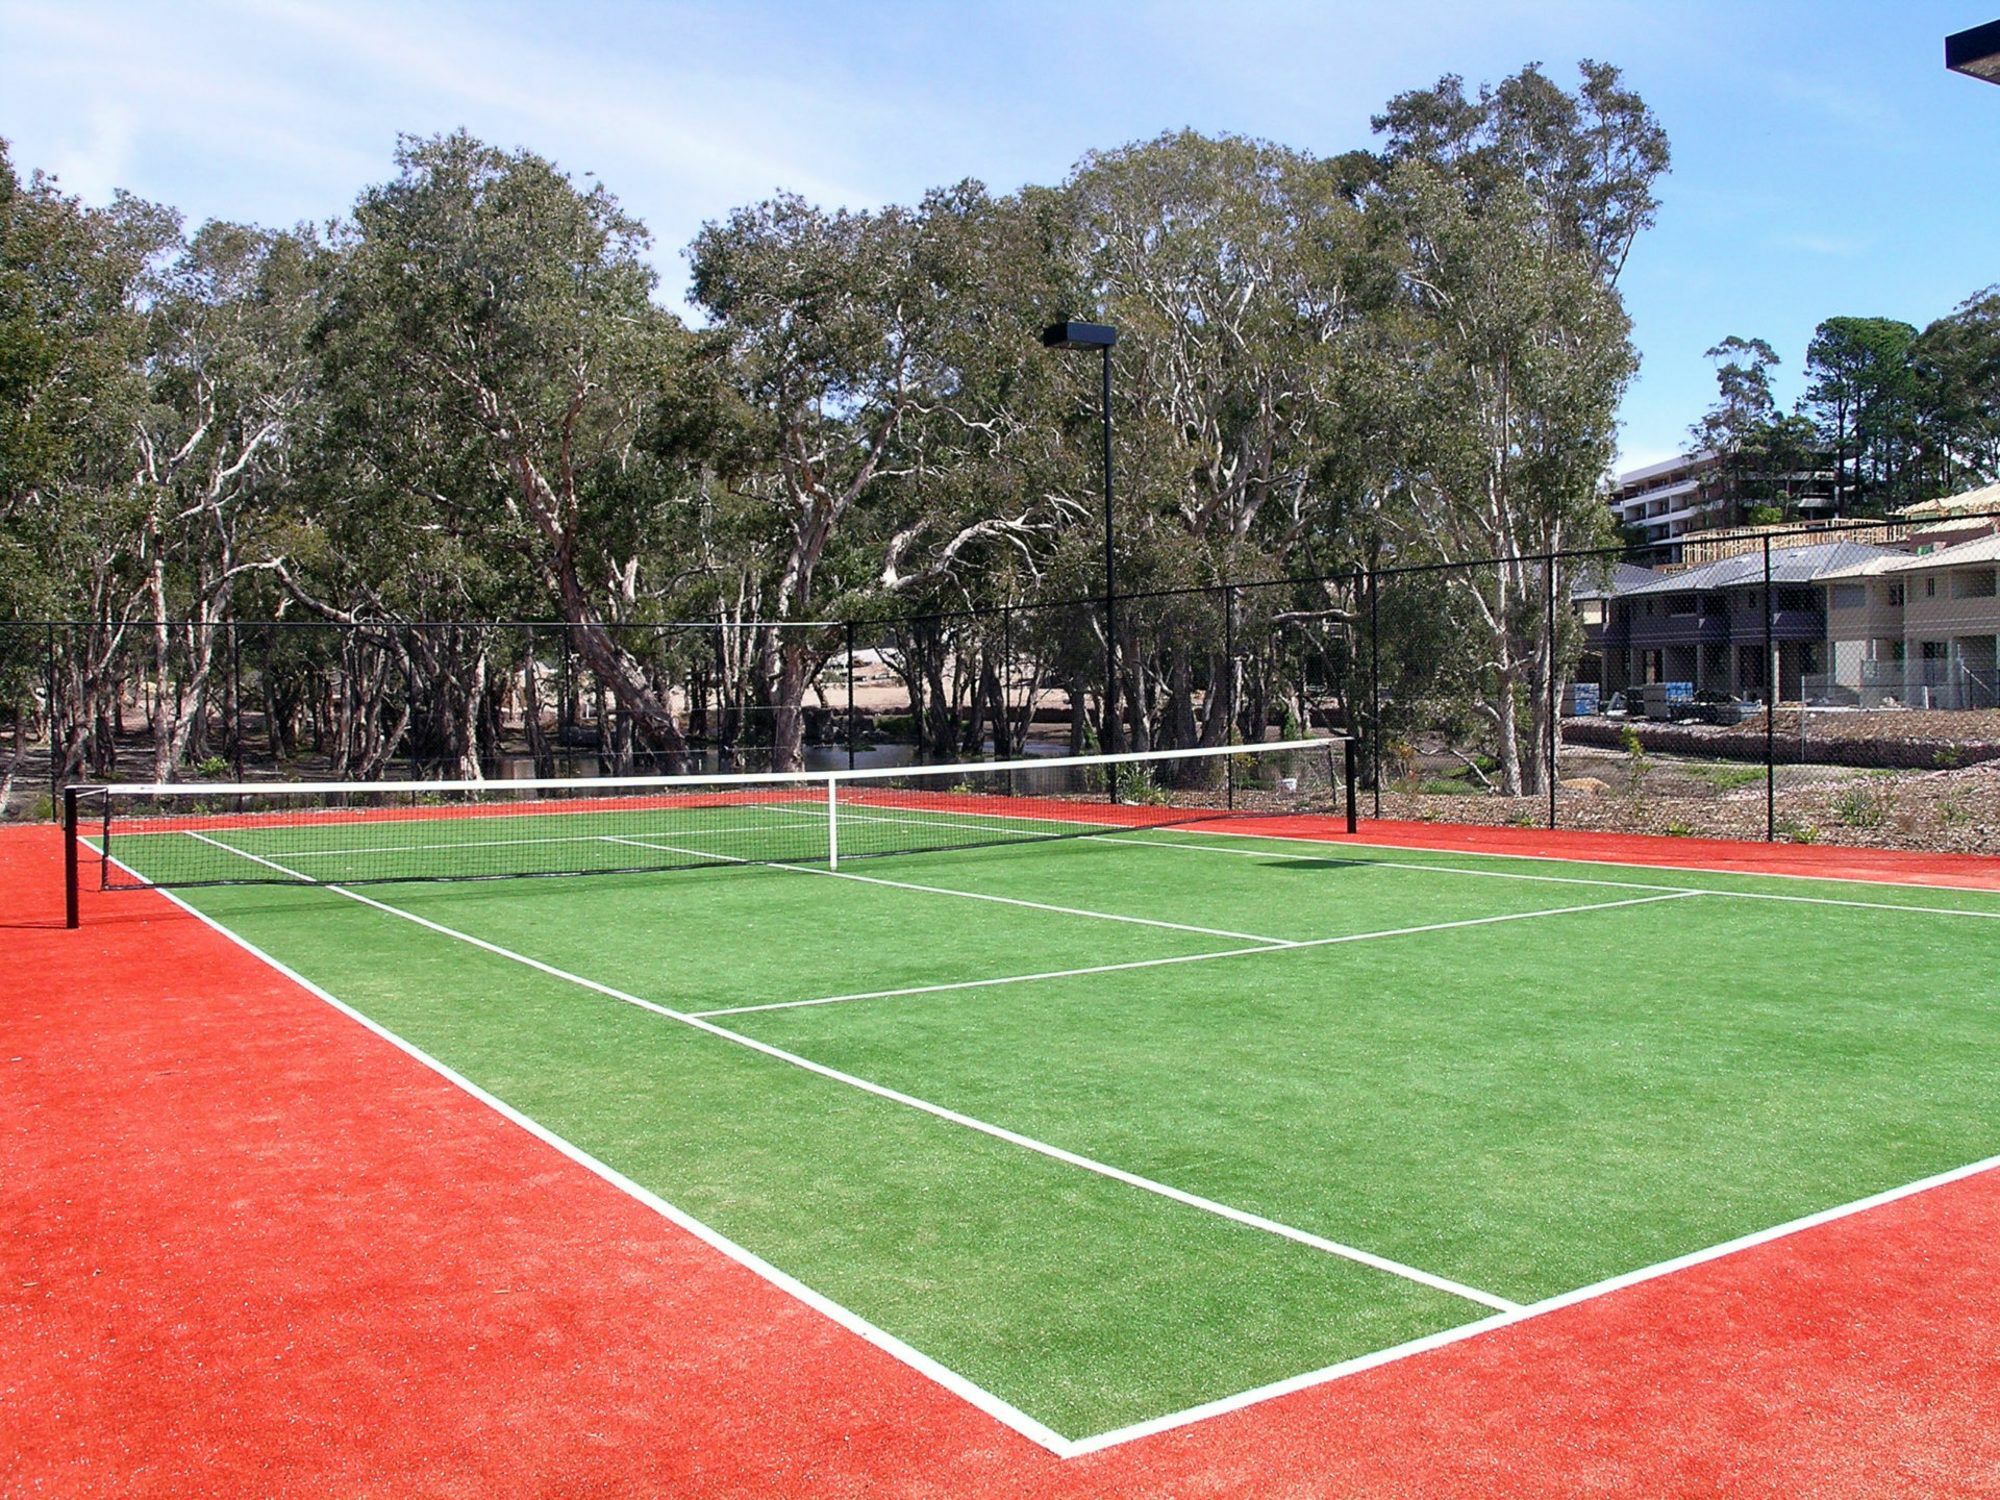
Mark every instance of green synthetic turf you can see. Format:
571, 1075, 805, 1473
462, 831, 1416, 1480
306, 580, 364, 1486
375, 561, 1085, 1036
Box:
130, 822, 2000, 1442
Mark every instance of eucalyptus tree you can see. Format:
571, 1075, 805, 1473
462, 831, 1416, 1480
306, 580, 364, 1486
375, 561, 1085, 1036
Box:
1911, 286, 2000, 489
0, 148, 175, 778
1363, 161, 1635, 798
1360, 62, 1664, 797
1373, 60, 1669, 286
1689, 335, 1812, 519
862, 184, 1091, 757
1802, 316, 1925, 510
310, 131, 694, 772
129, 221, 320, 778
1058, 131, 1368, 748
689, 184, 1067, 767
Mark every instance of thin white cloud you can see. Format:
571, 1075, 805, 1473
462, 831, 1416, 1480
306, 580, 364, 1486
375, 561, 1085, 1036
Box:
1774, 231, 1871, 259
40, 103, 135, 204
230, 0, 886, 209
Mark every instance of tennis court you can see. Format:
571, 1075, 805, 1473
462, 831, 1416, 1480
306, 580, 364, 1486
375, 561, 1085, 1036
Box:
65, 742, 2000, 1456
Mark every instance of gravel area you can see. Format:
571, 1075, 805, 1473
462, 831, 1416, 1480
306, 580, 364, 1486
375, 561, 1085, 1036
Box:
1378, 758, 2000, 855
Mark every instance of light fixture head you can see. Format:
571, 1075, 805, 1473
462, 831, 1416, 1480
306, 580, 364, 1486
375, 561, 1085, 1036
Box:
1947, 20, 2000, 84
1041, 321, 1117, 351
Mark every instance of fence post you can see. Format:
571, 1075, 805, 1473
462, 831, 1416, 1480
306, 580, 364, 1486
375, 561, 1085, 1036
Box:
1546, 552, 1558, 831
1367, 565, 1382, 820
1764, 536, 1776, 842
1000, 606, 1016, 797
406, 626, 421, 780
1224, 583, 1236, 811
63, 785, 79, 929
845, 620, 857, 772
46, 623, 59, 820
230, 622, 245, 781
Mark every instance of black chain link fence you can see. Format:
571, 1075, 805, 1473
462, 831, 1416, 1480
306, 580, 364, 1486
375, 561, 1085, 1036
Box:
8, 511, 1999, 855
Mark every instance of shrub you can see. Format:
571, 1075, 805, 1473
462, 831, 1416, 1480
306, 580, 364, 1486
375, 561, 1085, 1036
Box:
1832, 783, 1891, 828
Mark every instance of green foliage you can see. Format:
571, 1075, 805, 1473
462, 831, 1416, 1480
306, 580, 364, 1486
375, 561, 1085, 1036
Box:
1618, 723, 1651, 804
1831, 783, 1892, 829
1688, 762, 1764, 791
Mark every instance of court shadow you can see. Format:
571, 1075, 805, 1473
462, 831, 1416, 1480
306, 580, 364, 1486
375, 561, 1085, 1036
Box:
1255, 855, 1397, 872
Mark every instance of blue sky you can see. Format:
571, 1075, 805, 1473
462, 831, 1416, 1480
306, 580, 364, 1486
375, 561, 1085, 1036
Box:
2, 0, 1994, 473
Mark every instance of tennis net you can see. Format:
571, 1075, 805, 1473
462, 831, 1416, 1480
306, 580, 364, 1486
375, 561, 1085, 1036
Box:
68, 738, 1352, 901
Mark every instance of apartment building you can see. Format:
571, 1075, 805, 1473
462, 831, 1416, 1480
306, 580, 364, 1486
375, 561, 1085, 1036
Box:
1606, 451, 1726, 545
1586, 541, 1906, 701
1821, 533, 2000, 708
1607, 447, 1839, 550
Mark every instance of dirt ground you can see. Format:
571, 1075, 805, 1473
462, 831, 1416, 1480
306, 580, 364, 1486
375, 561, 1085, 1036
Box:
1380, 757, 2000, 856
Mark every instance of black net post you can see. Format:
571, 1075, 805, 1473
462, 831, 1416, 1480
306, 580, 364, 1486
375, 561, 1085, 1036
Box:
1764, 535, 1776, 842
63, 785, 79, 929
1344, 737, 1359, 833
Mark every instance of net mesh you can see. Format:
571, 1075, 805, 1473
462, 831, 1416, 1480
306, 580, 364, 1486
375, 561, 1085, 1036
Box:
80, 739, 1346, 890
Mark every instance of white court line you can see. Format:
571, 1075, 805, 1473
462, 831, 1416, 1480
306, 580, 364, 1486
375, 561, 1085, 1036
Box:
783, 798, 2000, 921
1086, 831, 2000, 921
1068, 1146, 2000, 1455
599, 834, 1292, 945
138, 835, 2000, 1458
690, 891, 1706, 1019
183, 830, 1518, 1318
127, 799, 1077, 863
116, 854, 1073, 1457
1170, 820, 2000, 901
786, 794, 2000, 918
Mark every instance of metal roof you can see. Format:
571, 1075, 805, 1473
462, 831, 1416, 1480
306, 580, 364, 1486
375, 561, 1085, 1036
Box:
1617, 540, 1909, 597
1570, 562, 1662, 600
1829, 531, 2000, 576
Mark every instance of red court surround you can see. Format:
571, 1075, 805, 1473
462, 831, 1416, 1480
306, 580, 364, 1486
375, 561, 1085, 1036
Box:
5, 820, 1998, 1496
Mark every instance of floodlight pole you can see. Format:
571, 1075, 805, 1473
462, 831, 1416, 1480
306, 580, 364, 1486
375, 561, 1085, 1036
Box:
1099, 339, 1119, 756
1042, 321, 1121, 756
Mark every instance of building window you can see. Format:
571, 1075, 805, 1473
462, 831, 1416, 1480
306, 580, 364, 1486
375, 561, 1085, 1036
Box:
1926, 577, 1937, 598
1953, 569, 1997, 599
1832, 584, 1865, 610
1885, 583, 1904, 607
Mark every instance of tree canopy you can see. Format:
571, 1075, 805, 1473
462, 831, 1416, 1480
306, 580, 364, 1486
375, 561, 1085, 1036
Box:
28, 59, 1978, 796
